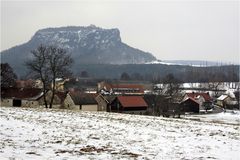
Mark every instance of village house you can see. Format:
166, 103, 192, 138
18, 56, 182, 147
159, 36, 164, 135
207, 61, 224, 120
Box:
52, 78, 69, 91
69, 91, 98, 111
216, 94, 237, 109
95, 94, 116, 111
38, 91, 75, 109
95, 94, 109, 111
15, 79, 44, 89
183, 92, 212, 112
109, 96, 148, 114
98, 81, 144, 95
1, 88, 44, 107
180, 97, 200, 113
34, 79, 44, 88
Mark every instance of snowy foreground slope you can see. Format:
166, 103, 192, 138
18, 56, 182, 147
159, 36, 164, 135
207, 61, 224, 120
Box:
0, 107, 239, 160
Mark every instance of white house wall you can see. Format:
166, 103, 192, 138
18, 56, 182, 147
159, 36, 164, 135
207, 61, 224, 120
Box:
81, 105, 98, 111
63, 94, 78, 110
1, 99, 12, 107
21, 100, 39, 108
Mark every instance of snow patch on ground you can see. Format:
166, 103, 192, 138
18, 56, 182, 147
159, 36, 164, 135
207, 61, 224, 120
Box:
0, 107, 239, 160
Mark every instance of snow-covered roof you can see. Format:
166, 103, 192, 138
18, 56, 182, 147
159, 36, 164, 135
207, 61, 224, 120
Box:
217, 95, 229, 101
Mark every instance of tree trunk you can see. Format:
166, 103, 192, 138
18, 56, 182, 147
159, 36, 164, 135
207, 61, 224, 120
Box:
40, 75, 48, 108
43, 86, 48, 108
49, 79, 56, 109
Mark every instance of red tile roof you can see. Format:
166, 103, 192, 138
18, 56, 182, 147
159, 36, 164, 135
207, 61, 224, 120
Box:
117, 96, 148, 108
185, 92, 212, 102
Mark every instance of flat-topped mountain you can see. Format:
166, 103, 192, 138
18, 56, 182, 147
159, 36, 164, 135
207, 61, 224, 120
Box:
1, 25, 156, 76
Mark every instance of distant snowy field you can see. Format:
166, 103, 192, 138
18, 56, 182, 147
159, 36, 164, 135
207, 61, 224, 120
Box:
184, 110, 240, 125
0, 107, 239, 160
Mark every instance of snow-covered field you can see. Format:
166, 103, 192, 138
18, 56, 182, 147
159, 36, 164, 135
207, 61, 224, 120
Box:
184, 110, 240, 125
0, 107, 239, 160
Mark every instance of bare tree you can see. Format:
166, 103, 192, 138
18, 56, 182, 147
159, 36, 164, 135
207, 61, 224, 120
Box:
162, 74, 182, 99
1, 63, 17, 88
26, 45, 73, 108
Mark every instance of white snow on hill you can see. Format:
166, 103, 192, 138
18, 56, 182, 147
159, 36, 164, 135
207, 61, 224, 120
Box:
146, 60, 239, 67
145, 60, 201, 66
0, 107, 239, 160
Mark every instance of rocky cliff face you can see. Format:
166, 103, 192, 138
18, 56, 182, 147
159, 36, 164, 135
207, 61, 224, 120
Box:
1, 25, 156, 76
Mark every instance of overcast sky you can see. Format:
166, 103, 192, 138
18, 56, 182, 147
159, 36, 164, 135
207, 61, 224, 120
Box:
1, 0, 239, 63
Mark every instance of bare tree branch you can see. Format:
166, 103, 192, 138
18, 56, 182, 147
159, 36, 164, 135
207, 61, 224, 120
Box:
25, 44, 73, 108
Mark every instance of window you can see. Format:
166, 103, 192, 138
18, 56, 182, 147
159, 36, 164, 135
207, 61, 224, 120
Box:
13, 99, 21, 107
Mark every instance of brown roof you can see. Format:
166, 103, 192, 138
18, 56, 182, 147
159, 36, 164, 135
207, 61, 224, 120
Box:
1, 87, 43, 100
117, 96, 148, 108
185, 92, 212, 102
69, 91, 97, 105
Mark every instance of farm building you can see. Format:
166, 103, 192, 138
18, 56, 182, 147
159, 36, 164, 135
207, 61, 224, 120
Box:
183, 92, 212, 111
69, 91, 98, 111
109, 96, 148, 114
1, 88, 43, 107
216, 94, 237, 109
180, 97, 200, 113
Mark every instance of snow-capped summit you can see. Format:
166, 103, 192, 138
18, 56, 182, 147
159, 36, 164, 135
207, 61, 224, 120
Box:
31, 25, 122, 52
